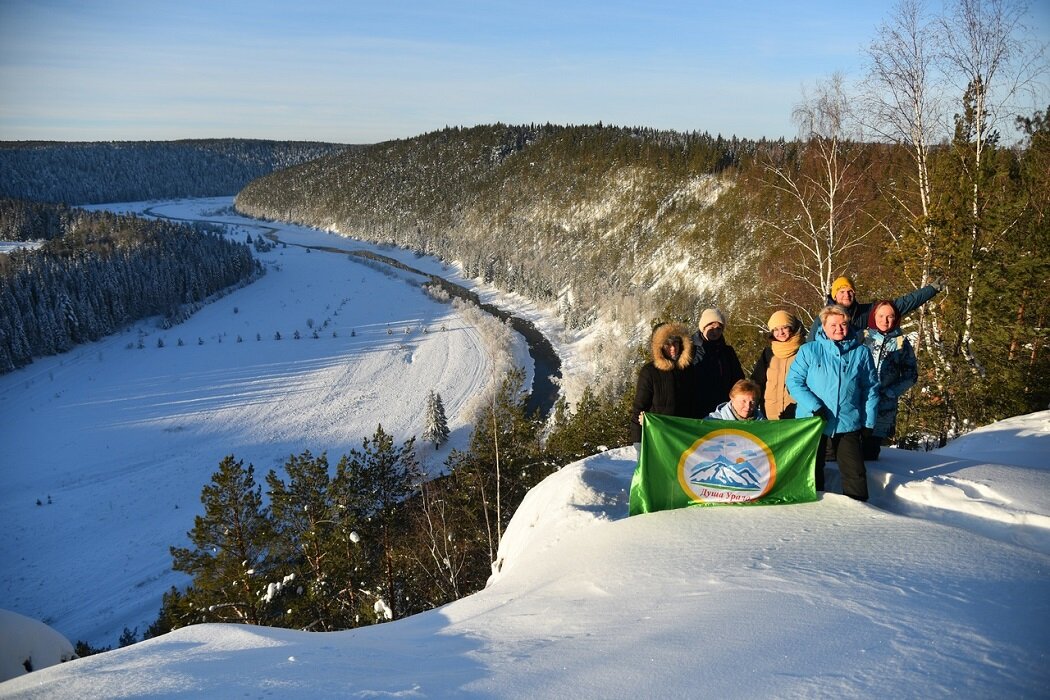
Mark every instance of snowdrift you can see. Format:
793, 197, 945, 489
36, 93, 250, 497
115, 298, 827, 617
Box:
3, 412, 1048, 699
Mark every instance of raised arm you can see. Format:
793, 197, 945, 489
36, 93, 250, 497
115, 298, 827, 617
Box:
892, 283, 942, 318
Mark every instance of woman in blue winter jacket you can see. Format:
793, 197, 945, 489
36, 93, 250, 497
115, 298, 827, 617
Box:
861, 300, 918, 461
787, 304, 879, 501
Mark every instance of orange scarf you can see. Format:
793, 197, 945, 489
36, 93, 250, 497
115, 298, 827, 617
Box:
771, 332, 803, 359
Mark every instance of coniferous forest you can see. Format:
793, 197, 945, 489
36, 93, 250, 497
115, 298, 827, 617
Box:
0, 201, 262, 373
0, 138, 346, 373
0, 139, 348, 204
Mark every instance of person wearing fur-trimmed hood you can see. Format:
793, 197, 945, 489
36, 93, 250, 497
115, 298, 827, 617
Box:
630, 322, 701, 444
690, 308, 745, 418
862, 300, 918, 460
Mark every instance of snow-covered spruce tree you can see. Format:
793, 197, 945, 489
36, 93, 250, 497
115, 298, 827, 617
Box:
169, 456, 275, 626
422, 390, 450, 447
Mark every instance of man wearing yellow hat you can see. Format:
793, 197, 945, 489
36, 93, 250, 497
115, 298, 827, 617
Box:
806, 275, 942, 342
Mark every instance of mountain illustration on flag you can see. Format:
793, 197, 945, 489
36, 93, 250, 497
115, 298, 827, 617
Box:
630, 414, 822, 514
688, 455, 761, 491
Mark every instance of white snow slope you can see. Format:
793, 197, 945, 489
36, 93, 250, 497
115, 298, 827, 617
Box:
2, 198, 1048, 698
2, 412, 1049, 698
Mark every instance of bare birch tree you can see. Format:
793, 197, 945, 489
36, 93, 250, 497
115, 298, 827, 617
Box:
861, 0, 955, 393
863, 0, 942, 286
757, 73, 880, 310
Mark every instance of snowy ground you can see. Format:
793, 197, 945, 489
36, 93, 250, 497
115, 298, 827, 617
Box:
2, 197, 1048, 697
2, 412, 1048, 698
0, 241, 44, 254
0, 197, 544, 649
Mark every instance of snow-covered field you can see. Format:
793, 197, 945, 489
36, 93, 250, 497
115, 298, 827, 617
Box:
2, 197, 1048, 697
2, 412, 1048, 698
0, 197, 541, 649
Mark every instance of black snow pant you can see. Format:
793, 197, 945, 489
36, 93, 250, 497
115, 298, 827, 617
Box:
816, 431, 868, 501
862, 432, 883, 461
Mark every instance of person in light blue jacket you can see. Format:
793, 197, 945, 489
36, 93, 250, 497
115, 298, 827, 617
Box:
862, 300, 918, 461
787, 304, 879, 501
707, 379, 767, 421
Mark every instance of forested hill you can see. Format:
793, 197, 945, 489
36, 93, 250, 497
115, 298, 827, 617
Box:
235, 124, 767, 385
0, 203, 263, 373
234, 120, 1048, 439
0, 139, 349, 204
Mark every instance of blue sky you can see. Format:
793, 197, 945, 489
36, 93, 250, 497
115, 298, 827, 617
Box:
1, 0, 1047, 143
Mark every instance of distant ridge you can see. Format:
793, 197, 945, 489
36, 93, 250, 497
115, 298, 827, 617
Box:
0, 139, 349, 204
233, 123, 754, 387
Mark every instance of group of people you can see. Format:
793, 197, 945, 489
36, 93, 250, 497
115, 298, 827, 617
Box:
632, 275, 939, 501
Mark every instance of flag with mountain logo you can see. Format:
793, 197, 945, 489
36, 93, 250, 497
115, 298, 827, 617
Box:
629, 413, 824, 515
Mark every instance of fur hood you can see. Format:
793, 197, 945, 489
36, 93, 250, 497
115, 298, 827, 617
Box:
650, 323, 694, 371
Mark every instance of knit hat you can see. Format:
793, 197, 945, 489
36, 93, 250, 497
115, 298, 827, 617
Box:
831, 276, 855, 298
767, 310, 798, 332
866, 300, 901, 330
699, 308, 726, 331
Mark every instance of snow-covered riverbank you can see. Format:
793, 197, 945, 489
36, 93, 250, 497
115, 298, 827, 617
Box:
1, 196, 554, 647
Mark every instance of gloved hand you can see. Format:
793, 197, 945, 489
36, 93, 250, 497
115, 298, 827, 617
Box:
813, 406, 830, 421
929, 276, 945, 292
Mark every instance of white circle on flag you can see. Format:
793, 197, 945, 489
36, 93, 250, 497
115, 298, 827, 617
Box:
677, 428, 776, 504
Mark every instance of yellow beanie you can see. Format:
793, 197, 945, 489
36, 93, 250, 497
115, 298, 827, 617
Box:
767, 310, 797, 332
831, 276, 855, 298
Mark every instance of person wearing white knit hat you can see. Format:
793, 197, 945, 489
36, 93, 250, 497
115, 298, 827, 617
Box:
691, 307, 744, 416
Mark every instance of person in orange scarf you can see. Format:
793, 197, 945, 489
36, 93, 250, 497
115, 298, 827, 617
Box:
750, 310, 804, 420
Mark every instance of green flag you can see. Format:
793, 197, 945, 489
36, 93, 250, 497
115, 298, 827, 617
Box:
629, 414, 824, 515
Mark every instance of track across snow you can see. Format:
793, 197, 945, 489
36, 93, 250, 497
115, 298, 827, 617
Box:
0, 197, 529, 646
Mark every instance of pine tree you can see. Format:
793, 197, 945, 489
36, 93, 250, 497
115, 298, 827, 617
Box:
422, 390, 450, 447
169, 456, 275, 626
544, 385, 632, 464
266, 451, 340, 631
337, 425, 423, 620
